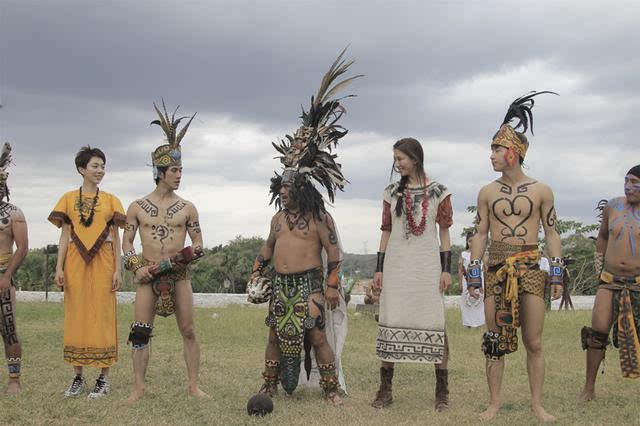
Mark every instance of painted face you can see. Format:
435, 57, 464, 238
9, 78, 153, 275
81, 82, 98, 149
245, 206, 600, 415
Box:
624, 174, 640, 204
280, 184, 295, 210
489, 145, 519, 171
393, 149, 417, 177
78, 156, 105, 186
159, 165, 182, 190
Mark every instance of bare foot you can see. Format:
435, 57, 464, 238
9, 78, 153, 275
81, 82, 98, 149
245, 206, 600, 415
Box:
126, 388, 145, 403
578, 388, 595, 402
189, 387, 210, 399
325, 391, 344, 406
479, 403, 500, 421
6, 380, 21, 395
531, 405, 556, 422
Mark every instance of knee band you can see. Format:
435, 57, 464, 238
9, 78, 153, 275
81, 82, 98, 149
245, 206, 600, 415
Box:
128, 322, 153, 349
581, 326, 610, 350
482, 331, 507, 360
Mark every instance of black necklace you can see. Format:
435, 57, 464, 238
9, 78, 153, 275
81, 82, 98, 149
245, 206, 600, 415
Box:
78, 186, 99, 227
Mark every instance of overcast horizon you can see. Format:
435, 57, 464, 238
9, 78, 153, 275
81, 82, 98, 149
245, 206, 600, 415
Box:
1, 0, 638, 253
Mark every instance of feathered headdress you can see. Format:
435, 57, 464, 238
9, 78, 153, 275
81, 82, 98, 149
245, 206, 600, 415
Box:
150, 99, 196, 178
269, 48, 363, 217
493, 91, 558, 161
0, 142, 12, 200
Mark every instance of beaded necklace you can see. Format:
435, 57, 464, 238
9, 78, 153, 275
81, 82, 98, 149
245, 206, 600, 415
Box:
78, 186, 99, 227
405, 189, 428, 236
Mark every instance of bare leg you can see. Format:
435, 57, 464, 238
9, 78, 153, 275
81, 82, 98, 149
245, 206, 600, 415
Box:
579, 288, 614, 401
479, 296, 504, 421
127, 283, 156, 403
308, 292, 342, 406
3, 288, 21, 394
100, 367, 109, 378
174, 279, 208, 398
520, 293, 555, 422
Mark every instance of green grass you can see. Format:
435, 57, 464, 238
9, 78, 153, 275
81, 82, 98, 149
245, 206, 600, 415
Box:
3, 302, 638, 425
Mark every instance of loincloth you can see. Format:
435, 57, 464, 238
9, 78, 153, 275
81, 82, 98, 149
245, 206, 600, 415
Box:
485, 241, 543, 355
599, 271, 640, 379
265, 267, 324, 394
146, 259, 191, 318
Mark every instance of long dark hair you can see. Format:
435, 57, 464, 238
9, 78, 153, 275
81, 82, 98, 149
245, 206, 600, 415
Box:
390, 138, 426, 217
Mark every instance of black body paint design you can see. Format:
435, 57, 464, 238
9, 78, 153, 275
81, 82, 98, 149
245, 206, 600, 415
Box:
136, 199, 158, 217
325, 216, 338, 245
187, 220, 201, 234
492, 195, 534, 242
166, 201, 187, 219
545, 206, 558, 231
312, 299, 326, 330
0, 293, 18, 345
151, 224, 173, 244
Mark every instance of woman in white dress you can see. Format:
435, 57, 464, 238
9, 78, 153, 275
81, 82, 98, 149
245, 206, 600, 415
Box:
371, 138, 454, 412
458, 233, 485, 328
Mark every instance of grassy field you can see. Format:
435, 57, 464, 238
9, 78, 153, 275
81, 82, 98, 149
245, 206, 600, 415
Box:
2, 302, 638, 425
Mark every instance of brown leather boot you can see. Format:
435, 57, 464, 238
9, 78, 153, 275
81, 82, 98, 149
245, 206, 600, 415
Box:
434, 369, 450, 412
371, 367, 393, 409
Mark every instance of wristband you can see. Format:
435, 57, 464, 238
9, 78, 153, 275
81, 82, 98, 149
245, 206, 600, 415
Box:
467, 259, 482, 289
376, 252, 385, 273
440, 251, 451, 274
124, 251, 147, 273
549, 257, 565, 286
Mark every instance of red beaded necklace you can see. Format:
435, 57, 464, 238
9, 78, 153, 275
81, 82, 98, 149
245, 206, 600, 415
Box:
405, 190, 428, 236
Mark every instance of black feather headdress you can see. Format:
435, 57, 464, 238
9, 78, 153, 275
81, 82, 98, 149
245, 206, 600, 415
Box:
269, 48, 363, 217
493, 91, 558, 160
0, 142, 12, 201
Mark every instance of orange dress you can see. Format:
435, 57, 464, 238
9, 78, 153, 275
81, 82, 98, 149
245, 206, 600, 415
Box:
48, 189, 126, 367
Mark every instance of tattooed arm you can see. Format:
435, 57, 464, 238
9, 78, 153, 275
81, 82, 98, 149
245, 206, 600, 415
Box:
470, 186, 490, 261
540, 184, 562, 260
317, 212, 341, 309
0, 208, 28, 297
251, 213, 279, 278
186, 203, 203, 249
540, 184, 563, 299
123, 202, 153, 283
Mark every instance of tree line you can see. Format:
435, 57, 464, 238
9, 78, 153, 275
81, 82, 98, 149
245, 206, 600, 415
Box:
14, 217, 601, 295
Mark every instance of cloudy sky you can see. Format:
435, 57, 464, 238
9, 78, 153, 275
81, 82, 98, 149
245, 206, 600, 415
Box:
1, 0, 638, 253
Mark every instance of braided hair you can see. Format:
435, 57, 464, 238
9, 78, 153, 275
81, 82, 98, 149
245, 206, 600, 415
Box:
390, 138, 426, 217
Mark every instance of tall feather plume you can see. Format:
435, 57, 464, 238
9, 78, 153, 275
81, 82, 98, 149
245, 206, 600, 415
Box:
502, 91, 558, 135
0, 143, 12, 169
269, 48, 363, 217
150, 98, 197, 147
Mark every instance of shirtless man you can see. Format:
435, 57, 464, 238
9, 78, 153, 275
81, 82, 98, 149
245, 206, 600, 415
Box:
122, 102, 207, 401
468, 93, 563, 422
579, 165, 640, 400
249, 50, 359, 405
252, 184, 343, 404
0, 143, 28, 394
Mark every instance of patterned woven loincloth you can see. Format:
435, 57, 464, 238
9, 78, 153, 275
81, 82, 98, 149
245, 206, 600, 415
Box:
484, 241, 543, 355
149, 263, 190, 318
600, 272, 640, 379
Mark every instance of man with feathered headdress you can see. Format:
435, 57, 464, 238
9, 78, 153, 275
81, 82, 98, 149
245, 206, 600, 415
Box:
579, 165, 640, 401
0, 142, 29, 394
247, 49, 362, 405
468, 92, 563, 422
122, 101, 207, 402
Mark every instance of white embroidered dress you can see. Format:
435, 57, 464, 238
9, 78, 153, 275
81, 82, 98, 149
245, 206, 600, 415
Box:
376, 181, 452, 364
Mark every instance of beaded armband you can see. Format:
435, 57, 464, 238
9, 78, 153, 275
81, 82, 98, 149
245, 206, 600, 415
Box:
549, 257, 565, 286
467, 259, 482, 289
124, 250, 147, 273
376, 252, 385, 273
440, 251, 452, 274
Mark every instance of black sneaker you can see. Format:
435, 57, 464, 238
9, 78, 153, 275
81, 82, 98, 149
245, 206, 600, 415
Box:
88, 375, 110, 399
64, 374, 85, 397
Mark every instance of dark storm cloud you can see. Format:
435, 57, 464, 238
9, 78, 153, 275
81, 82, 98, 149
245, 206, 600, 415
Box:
1, 0, 638, 248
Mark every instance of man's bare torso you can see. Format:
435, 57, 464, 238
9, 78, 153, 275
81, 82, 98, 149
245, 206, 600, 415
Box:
130, 195, 193, 261
0, 202, 20, 256
483, 179, 551, 246
603, 197, 640, 275
272, 211, 325, 274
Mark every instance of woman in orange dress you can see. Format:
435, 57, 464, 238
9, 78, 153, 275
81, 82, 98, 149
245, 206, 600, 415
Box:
48, 146, 125, 399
